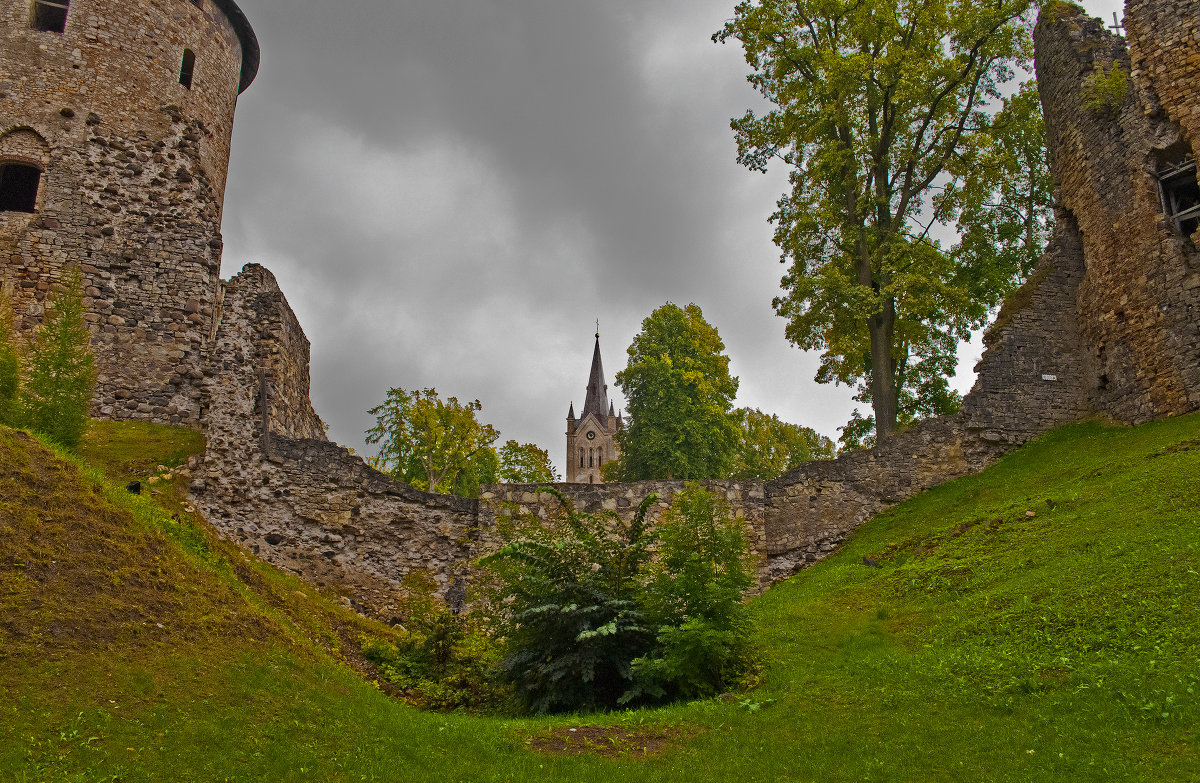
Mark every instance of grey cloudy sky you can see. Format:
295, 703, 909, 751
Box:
219, 0, 1122, 473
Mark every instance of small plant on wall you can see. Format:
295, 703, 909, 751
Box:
1082, 61, 1129, 117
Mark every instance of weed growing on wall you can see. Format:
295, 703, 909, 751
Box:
1082, 61, 1129, 116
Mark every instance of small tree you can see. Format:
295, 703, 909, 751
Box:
0, 286, 20, 427
23, 267, 96, 448
497, 439, 559, 483
365, 387, 499, 497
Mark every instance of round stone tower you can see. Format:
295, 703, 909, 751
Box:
0, 0, 258, 425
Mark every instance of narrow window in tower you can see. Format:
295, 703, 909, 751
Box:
0, 164, 41, 213
1157, 157, 1200, 237
30, 0, 69, 33
589, 449, 594, 468
579, 450, 584, 468
179, 49, 196, 89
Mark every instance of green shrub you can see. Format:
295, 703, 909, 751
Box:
478, 488, 658, 714
361, 572, 506, 711
628, 484, 760, 702
22, 267, 96, 448
479, 485, 759, 714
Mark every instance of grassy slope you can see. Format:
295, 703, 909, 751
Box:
1, 415, 1198, 781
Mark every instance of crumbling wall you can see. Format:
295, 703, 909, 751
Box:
1035, 2, 1200, 424
192, 264, 479, 616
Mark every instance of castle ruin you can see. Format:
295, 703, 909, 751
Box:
2, 0, 1197, 616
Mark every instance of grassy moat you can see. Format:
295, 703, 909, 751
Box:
1, 415, 1197, 781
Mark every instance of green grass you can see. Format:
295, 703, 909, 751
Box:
1, 415, 1198, 780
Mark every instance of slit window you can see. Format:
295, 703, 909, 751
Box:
1158, 157, 1200, 237
31, 0, 69, 33
0, 164, 41, 213
179, 49, 196, 89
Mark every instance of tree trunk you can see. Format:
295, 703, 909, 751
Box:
868, 296, 898, 438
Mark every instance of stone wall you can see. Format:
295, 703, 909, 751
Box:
1, 0, 256, 425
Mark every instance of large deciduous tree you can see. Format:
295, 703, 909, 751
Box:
365, 387, 499, 497
716, 0, 1049, 442
614, 303, 739, 480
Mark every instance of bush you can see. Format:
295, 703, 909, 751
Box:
360, 571, 507, 712
628, 484, 760, 702
479, 489, 658, 714
479, 485, 759, 714
22, 267, 96, 448
1082, 61, 1128, 116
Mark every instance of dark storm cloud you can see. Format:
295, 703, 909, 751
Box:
217, 0, 884, 468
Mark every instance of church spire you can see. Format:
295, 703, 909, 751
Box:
581, 332, 609, 423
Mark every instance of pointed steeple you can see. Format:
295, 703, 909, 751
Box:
567, 402, 576, 420
581, 332, 609, 424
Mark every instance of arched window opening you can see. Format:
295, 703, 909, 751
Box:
0, 164, 41, 213
588, 449, 594, 468
589, 475, 594, 484
179, 49, 196, 89
30, 0, 68, 33
578, 449, 584, 468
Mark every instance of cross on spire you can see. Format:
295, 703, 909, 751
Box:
1109, 12, 1124, 32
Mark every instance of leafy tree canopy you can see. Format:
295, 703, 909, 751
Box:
365, 387, 499, 497
729, 407, 835, 481
497, 439, 560, 484
614, 303, 739, 480
716, 0, 1050, 443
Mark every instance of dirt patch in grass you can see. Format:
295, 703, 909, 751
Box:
518, 724, 700, 758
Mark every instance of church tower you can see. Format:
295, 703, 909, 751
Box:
566, 332, 621, 483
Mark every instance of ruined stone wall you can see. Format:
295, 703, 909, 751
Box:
1, 0, 255, 425
1035, 3, 1200, 424
192, 264, 480, 616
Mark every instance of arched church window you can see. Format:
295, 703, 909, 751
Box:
31, 0, 69, 33
588, 449, 594, 468
579, 449, 584, 468
0, 163, 41, 213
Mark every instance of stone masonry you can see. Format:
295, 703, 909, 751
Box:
1, 0, 257, 425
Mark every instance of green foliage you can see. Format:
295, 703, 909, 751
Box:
478, 488, 658, 714
497, 439, 560, 483
628, 485, 760, 702
728, 407, 834, 480
365, 387, 499, 497
21, 267, 96, 448
0, 287, 20, 427
360, 572, 506, 712
1082, 61, 1129, 116
716, 0, 1045, 440
614, 303, 739, 480
480, 486, 759, 713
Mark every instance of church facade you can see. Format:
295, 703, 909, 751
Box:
566, 334, 622, 483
